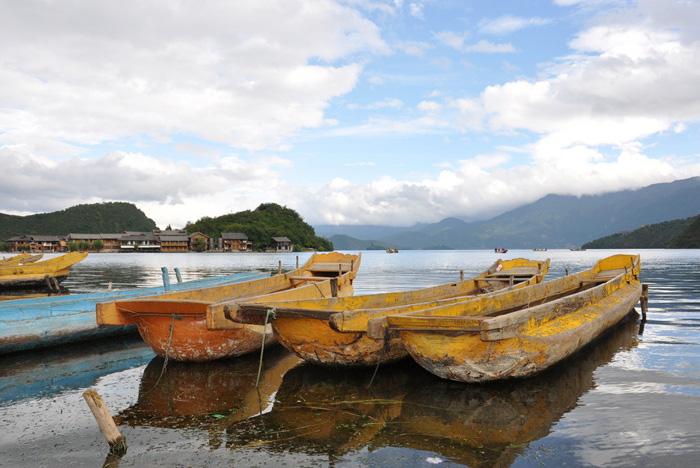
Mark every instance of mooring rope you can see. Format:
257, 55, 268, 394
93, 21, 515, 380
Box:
255, 308, 276, 388
145, 313, 175, 393
367, 334, 388, 388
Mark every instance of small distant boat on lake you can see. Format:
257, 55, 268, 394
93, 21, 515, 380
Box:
373, 254, 643, 382
533, 248, 547, 251
96, 252, 361, 362
386, 247, 399, 253
0, 252, 87, 291
494, 247, 508, 253
570, 247, 586, 251
0, 270, 267, 354
233, 258, 550, 366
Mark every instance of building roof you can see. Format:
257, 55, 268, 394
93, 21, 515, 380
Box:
8, 235, 61, 242
158, 235, 189, 242
121, 232, 159, 241
222, 232, 248, 240
272, 236, 291, 243
69, 233, 124, 240
188, 231, 209, 239
157, 229, 187, 236
32, 235, 62, 242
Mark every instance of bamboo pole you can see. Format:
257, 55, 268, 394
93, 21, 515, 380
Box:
82, 389, 127, 455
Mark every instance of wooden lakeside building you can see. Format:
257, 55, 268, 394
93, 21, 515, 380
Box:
272, 236, 293, 253
6, 235, 65, 252
222, 232, 252, 252
67, 233, 122, 252
157, 230, 190, 252
5, 231, 295, 253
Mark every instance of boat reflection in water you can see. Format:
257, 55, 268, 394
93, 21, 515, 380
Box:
227, 312, 641, 465
118, 313, 640, 465
116, 347, 301, 434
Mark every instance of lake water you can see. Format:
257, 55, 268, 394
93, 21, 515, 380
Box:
0, 250, 699, 467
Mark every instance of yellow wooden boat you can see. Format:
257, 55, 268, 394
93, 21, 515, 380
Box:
0, 252, 86, 290
96, 252, 360, 362
372, 254, 643, 382
233, 258, 550, 366
0, 253, 43, 266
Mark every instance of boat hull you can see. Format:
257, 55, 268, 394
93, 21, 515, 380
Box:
238, 258, 550, 367
97, 252, 362, 362
135, 314, 275, 362
273, 316, 407, 366
401, 280, 641, 382
0, 271, 266, 354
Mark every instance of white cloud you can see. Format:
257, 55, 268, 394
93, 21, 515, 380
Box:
394, 40, 432, 56
348, 98, 404, 110
409, 2, 424, 19
0, 146, 292, 226
462, 40, 515, 53
435, 32, 515, 53
417, 100, 441, 111
481, 25, 700, 146
478, 16, 552, 35
0, 1, 387, 153
305, 145, 699, 225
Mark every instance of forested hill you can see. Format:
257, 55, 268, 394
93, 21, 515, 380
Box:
0, 202, 157, 239
583, 215, 700, 248
185, 203, 332, 251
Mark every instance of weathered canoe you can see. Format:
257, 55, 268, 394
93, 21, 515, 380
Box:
377, 254, 643, 382
0, 253, 43, 266
234, 258, 550, 366
0, 251, 87, 290
96, 252, 361, 362
0, 271, 266, 354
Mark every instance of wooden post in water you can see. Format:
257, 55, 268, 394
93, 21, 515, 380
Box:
459, 270, 464, 282
296, 255, 299, 269
161, 267, 171, 290
82, 389, 127, 455
641, 284, 649, 321
277, 260, 282, 274
174, 267, 183, 284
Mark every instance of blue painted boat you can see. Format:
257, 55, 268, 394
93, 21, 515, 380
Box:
0, 335, 154, 404
0, 271, 268, 354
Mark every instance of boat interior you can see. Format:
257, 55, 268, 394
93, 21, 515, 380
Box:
369, 254, 640, 337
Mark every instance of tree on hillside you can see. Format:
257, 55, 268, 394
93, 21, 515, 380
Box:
185, 203, 333, 251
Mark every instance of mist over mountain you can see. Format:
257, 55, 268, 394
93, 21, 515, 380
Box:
320, 178, 700, 249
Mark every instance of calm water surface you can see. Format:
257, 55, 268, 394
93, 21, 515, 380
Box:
0, 250, 699, 467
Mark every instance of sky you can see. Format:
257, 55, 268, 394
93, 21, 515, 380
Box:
1, 0, 700, 228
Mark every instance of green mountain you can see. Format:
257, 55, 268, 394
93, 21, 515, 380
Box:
583, 215, 700, 248
369, 177, 700, 249
186, 203, 332, 251
0, 202, 157, 239
328, 234, 387, 250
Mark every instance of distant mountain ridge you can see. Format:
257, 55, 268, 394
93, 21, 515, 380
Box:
0, 202, 157, 239
583, 215, 700, 248
327, 234, 387, 250
318, 178, 700, 249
